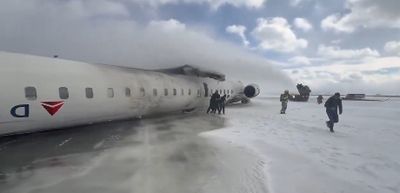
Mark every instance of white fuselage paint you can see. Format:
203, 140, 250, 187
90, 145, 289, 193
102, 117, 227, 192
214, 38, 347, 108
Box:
0, 52, 246, 136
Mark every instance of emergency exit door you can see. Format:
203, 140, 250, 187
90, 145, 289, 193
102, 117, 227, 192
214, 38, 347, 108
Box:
203, 83, 209, 97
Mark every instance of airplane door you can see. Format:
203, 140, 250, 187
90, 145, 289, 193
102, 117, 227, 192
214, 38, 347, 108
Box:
203, 83, 209, 97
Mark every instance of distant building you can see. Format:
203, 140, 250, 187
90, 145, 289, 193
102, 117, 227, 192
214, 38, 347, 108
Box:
344, 94, 366, 100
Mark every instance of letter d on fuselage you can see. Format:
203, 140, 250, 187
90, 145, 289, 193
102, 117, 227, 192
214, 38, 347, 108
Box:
10, 104, 29, 118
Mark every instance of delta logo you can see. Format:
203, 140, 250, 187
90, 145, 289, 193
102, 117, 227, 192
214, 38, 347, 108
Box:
41, 101, 64, 116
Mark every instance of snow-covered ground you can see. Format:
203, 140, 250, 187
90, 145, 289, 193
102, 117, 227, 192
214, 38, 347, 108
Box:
204, 97, 400, 193
1, 97, 399, 193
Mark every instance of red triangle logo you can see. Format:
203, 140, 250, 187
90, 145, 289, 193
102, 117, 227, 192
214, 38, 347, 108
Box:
41, 101, 64, 116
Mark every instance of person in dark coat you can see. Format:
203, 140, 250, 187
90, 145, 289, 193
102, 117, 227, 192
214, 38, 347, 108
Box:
324, 92, 343, 133
317, 95, 324, 104
212, 91, 221, 114
207, 91, 220, 114
218, 94, 226, 114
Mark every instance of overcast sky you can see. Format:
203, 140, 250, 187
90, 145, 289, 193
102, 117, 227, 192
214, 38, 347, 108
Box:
1, 0, 399, 94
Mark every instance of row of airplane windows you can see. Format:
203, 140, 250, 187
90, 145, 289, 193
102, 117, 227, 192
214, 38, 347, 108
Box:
24, 87, 234, 100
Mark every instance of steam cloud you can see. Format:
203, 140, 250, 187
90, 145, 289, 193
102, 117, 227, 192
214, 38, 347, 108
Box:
0, 0, 292, 94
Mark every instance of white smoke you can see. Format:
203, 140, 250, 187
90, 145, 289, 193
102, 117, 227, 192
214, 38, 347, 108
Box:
0, 0, 292, 94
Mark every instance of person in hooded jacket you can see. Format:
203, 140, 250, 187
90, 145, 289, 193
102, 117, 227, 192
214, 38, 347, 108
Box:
324, 92, 343, 133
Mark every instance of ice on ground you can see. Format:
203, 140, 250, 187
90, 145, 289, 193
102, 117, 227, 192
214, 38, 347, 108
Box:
204, 97, 400, 193
0, 112, 268, 193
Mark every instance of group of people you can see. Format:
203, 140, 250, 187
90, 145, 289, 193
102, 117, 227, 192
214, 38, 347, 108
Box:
280, 91, 343, 133
205, 89, 344, 132
207, 91, 227, 114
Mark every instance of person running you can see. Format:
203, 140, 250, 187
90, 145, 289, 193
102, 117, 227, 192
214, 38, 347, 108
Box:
324, 92, 343, 133
280, 90, 290, 114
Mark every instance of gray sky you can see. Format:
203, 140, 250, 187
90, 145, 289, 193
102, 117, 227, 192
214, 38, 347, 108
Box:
0, 0, 399, 94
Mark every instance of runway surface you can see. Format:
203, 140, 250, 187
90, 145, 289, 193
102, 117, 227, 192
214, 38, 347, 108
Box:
0, 110, 267, 193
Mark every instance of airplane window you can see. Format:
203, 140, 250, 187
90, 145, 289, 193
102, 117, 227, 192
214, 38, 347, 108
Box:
173, 88, 177, 96
86, 88, 93, 98
181, 88, 184, 96
108, 88, 114, 98
125, 88, 131, 97
188, 89, 191, 95
153, 88, 157, 96
59, 87, 69, 99
25, 86, 37, 100
164, 88, 168, 96
220, 89, 222, 94
223, 90, 226, 95
140, 87, 145, 96
197, 89, 200, 97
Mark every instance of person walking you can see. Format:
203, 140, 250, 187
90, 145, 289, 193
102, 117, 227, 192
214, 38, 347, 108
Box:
218, 94, 226, 114
280, 90, 290, 114
207, 91, 220, 114
324, 92, 343, 133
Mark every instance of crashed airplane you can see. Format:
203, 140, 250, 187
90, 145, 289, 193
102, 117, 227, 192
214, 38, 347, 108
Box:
0, 52, 260, 136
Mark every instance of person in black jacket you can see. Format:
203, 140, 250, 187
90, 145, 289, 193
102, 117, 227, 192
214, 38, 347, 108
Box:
207, 91, 220, 114
324, 92, 343, 133
317, 95, 324, 104
218, 94, 226, 114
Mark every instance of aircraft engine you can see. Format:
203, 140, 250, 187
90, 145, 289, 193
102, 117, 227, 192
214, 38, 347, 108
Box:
244, 84, 260, 98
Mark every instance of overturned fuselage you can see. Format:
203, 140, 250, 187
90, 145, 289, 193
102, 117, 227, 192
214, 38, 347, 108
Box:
0, 52, 259, 136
